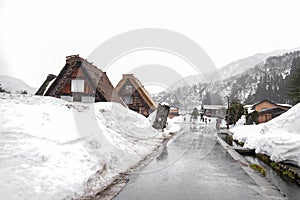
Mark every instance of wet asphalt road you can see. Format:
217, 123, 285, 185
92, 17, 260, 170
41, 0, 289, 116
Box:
113, 124, 276, 200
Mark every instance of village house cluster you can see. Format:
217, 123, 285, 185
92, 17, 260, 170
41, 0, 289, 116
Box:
36, 55, 157, 117
36, 55, 292, 124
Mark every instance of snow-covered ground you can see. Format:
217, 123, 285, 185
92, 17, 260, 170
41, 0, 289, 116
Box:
231, 104, 300, 167
0, 93, 164, 200
147, 111, 182, 135
164, 116, 182, 134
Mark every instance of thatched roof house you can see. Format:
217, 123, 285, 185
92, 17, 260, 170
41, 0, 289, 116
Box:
35, 74, 57, 96
115, 74, 156, 117
36, 55, 123, 104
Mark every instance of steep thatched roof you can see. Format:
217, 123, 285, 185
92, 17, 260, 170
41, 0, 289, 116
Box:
115, 74, 156, 110
42, 55, 124, 105
35, 74, 57, 95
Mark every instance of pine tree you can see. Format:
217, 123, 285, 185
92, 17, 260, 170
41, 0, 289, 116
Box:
203, 91, 212, 105
0, 84, 8, 93
228, 99, 244, 125
191, 107, 199, 119
287, 57, 300, 105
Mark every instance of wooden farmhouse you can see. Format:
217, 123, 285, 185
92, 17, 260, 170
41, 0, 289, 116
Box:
36, 55, 123, 104
246, 100, 291, 123
168, 106, 180, 119
115, 74, 156, 117
202, 105, 227, 118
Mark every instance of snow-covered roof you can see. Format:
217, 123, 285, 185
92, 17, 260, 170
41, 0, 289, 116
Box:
115, 74, 157, 110
198, 105, 227, 110
277, 103, 292, 108
244, 104, 253, 108
160, 102, 170, 106
244, 105, 254, 114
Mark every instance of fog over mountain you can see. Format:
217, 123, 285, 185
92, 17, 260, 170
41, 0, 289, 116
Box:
153, 47, 300, 109
0, 75, 36, 94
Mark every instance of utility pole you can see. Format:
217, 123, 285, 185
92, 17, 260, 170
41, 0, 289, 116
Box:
227, 96, 230, 129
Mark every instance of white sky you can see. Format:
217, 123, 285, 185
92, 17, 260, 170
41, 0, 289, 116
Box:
1, 0, 300, 91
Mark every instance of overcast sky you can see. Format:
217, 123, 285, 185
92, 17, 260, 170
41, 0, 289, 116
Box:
1, 0, 300, 90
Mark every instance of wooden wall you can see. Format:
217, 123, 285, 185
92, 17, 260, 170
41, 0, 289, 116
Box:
168, 108, 179, 119
118, 80, 151, 116
258, 114, 272, 123
58, 68, 95, 95
254, 101, 278, 112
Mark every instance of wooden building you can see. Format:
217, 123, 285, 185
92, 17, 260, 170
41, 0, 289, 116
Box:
115, 74, 156, 117
197, 105, 227, 118
36, 55, 123, 104
247, 100, 291, 123
168, 106, 179, 119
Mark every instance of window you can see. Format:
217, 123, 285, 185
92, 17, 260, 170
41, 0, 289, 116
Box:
71, 79, 85, 92
124, 96, 133, 104
82, 96, 95, 103
125, 85, 133, 94
60, 95, 73, 102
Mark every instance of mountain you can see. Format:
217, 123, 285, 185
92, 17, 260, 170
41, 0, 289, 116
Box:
215, 48, 300, 81
0, 75, 36, 94
173, 47, 300, 86
152, 49, 300, 110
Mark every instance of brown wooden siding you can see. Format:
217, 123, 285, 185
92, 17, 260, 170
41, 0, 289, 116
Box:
118, 80, 151, 116
258, 114, 272, 123
255, 101, 290, 124
255, 101, 278, 112
58, 67, 95, 96
60, 80, 71, 94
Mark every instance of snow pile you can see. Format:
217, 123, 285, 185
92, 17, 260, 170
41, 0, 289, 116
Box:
164, 116, 182, 134
169, 115, 183, 123
231, 103, 300, 167
220, 118, 227, 128
235, 115, 246, 126
147, 111, 182, 135
0, 93, 162, 200
231, 123, 264, 144
147, 110, 157, 125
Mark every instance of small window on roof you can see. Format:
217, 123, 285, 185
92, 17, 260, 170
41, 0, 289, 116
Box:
125, 85, 133, 94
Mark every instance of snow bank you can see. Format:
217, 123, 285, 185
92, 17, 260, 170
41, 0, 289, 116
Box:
231, 103, 300, 167
169, 115, 183, 123
147, 110, 156, 125
235, 115, 246, 126
164, 116, 182, 134
147, 111, 182, 135
231, 124, 264, 144
0, 93, 162, 200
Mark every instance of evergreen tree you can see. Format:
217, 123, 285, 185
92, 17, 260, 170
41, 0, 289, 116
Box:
227, 99, 244, 125
191, 107, 199, 119
203, 91, 212, 105
287, 57, 300, 105
0, 84, 8, 93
